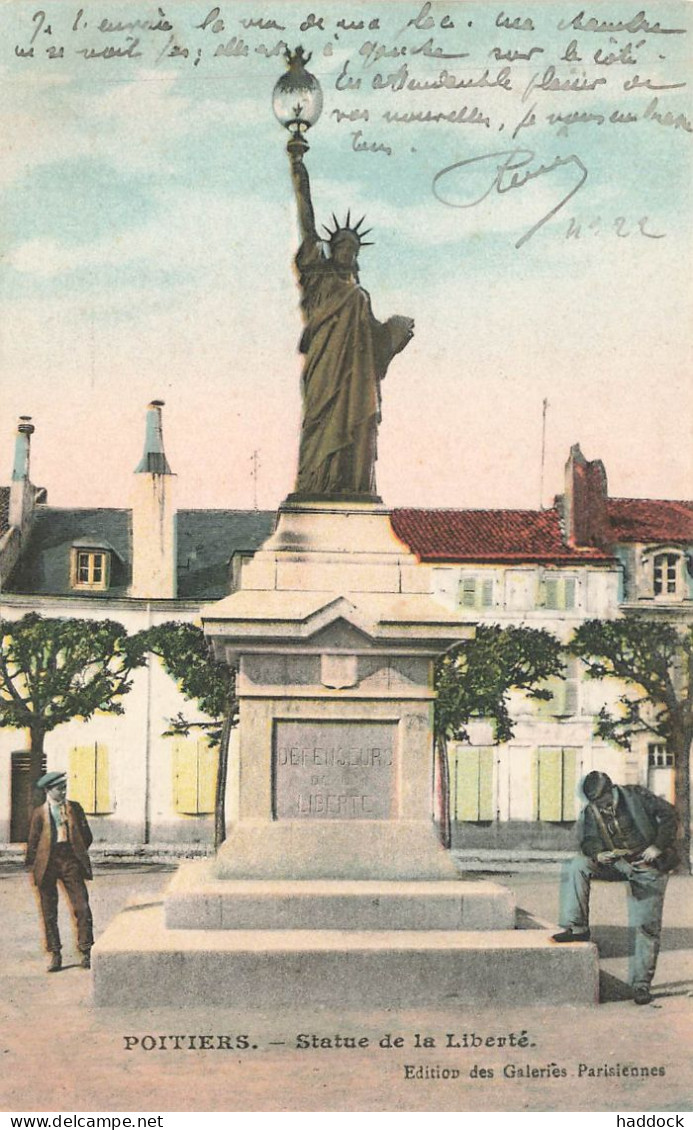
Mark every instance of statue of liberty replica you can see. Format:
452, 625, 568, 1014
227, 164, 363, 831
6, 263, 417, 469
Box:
274, 49, 415, 502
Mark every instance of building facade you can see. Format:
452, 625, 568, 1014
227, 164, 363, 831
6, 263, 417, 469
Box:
1, 416, 691, 855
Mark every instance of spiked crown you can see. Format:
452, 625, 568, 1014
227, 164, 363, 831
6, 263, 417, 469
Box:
322, 210, 373, 249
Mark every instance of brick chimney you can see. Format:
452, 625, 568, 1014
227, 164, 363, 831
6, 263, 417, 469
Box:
130, 401, 177, 598
9, 416, 36, 535
563, 443, 610, 549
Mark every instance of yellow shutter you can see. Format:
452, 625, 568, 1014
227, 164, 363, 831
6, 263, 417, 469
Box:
197, 739, 218, 815
457, 748, 480, 821
172, 737, 219, 815
455, 747, 494, 822
172, 739, 199, 814
537, 748, 563, 821
478, 748, 494, 820
561, 747, 578, 820
447, 743, 459, 822
94, 744, 110, 812
69, 745, 95, 811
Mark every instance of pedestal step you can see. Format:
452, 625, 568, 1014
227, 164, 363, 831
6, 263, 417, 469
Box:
92, 902, 599, 1008
165, 863, 515, 931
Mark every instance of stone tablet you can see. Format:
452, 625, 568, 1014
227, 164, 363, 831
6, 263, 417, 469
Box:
273, 720, 397, 820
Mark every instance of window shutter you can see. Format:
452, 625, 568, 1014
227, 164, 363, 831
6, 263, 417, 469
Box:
536, 748, 563, 821
481, 578, 494, 608
448, 744, 459, 821
456, 748, 480, 820
197, 739, 219, 815
478, 748, 494, 820
173, 738, 218, 815
94, 743, 111, 813
460, 577, 477, 608
563, 679, 579, 717
564, 578, 576, 609
543, 579, 558, 608
455, 747, 494, 821
173, 739, 199, 814
535, 748, 578, 821
561, 747, 578, 820
69, 746, 96, 811
536, 677, 559, 718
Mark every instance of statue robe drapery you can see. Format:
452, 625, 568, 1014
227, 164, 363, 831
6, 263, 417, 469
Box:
294, 237, 397, 498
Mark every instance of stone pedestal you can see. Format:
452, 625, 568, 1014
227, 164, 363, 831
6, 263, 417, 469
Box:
93, 503, 598, 1008
204, 501, 470, 883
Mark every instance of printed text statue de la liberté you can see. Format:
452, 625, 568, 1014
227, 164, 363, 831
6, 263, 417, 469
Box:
274, 48, 415, 502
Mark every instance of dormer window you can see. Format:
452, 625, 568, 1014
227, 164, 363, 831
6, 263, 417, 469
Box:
70, 545, 111, 591
641, 547, 686, 601
653, 553, 678, 596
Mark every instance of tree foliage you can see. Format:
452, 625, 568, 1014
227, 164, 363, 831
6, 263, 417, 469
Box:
138, 621, 237, 847
0, 613, 147, 766
434, 623, 565, 745
569, 618, 692, 866
139, 621, 238, 744
433, 623, 564, 847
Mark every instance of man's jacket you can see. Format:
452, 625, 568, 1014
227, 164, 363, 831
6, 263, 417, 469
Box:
579, 784, 679, 870
25, 800, 93, 885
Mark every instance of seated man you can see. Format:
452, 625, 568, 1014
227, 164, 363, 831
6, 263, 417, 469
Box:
552, 770, 678, 1005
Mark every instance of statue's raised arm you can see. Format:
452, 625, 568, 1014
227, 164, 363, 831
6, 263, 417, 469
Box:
288, 138, 318, 245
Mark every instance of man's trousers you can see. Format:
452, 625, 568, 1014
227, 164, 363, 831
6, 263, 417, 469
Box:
37, 843, 94, 956
559, 854, 668, 988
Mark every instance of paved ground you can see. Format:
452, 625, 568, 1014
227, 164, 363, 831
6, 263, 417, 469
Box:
1, 863, 691, 1113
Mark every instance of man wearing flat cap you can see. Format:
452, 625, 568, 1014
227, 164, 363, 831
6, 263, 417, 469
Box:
25, 770, 94, 973
552, 770, 678, 1005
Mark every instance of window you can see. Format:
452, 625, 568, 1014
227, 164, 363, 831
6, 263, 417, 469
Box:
172, 737, 218, 815
71, 548, 111, 591
449, 746, 494, 821
641, 547, 686, 601
69, 743, 112, 814
533, 747, 578, 821
653, 553, 679, 597
539, 574, 576, 610
458, 575, 494, 610
648, 742, 674, 769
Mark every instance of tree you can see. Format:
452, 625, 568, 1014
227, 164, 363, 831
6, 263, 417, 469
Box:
434, 624, 565, 846
0, 613, 147, 791
139, 621, 237, 848
569, 618, 693, 868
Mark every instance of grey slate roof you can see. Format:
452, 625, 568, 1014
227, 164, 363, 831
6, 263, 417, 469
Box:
10, 508, 133, 597
8, 506, 276, 600
177, 510, 276, 599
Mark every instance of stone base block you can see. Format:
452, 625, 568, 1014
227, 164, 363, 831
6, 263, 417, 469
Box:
214, 821, 459, 880
92, 902, 599, 1008
165, 862, 515, 931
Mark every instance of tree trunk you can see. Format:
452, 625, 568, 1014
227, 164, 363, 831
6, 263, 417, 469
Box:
435, 733, 452, 850
671, 719, 691, 873
214, 711, 233, 850
28, 728, 46, 817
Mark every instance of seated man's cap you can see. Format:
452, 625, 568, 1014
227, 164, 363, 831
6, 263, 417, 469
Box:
583, 770, 612, 801
36, 771, 67, 790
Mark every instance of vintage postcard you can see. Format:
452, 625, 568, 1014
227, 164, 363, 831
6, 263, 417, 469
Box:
0, 0, 691, 1116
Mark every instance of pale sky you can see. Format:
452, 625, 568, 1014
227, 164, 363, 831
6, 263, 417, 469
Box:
0, 0, 691, 512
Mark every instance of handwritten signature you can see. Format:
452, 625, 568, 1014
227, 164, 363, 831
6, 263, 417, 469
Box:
432, 148, 588, 248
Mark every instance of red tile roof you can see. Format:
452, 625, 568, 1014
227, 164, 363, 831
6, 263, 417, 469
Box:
392, 498, 693, 564
391, 508, 612, 564
606, 498, 693, 543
